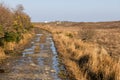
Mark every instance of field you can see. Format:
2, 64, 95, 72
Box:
35, 21, 120, 80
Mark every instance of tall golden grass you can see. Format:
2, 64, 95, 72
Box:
36, 22, 120, 80
0, 48, 5, 59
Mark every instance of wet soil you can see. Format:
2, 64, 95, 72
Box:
0, 30, 61, 80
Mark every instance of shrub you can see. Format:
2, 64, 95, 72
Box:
66, 33, 73, 38
79, 29, 96, 42
13, 4, 33, 32
0, 25, 4, 37
0, 3, 13, 31
0, 38, 4, 46
4, 32, 22, 42
0, 3, 32, 44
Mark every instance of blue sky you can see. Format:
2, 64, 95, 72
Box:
1, 0, 120, 22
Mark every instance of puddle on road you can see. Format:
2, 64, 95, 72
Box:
22, 33, 63, 79
0, 32, 68, 80
49, 37, 61, 79
49, 37, 69, 80
37, 57, 44, 66
22, 34, 42, 57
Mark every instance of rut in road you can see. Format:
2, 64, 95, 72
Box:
0, 30, 61, 80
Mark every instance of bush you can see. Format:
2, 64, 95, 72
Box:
0, 3, 32, 45
0, 38, 4, 46
4, 32, 22, 42
66, 33, 73, 38
0, 25, 4, 37
79, 29, 96, 42
0, 3, 13, 31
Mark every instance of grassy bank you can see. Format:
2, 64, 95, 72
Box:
35, 21, 120, 80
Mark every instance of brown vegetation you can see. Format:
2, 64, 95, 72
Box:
0, 3, 33, 59
35, 21, 120, 80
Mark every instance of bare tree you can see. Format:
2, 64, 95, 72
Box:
16, 4, 24, 12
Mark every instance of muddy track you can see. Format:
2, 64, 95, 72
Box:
0, 30, 61, 80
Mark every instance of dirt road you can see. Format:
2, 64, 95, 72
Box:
0, 30, 61, 80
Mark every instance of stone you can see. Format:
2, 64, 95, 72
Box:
50, 70, 56, 73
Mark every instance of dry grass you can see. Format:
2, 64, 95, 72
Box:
35, 21, 120, 80
94, 29, 120, 59
54, 33, 120, 80
0, 47, 5, 59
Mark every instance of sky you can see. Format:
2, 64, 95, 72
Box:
1, 0, 120, 22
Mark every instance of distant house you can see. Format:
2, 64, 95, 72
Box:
44, 21, 48, 23
56, 21, 62, 24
